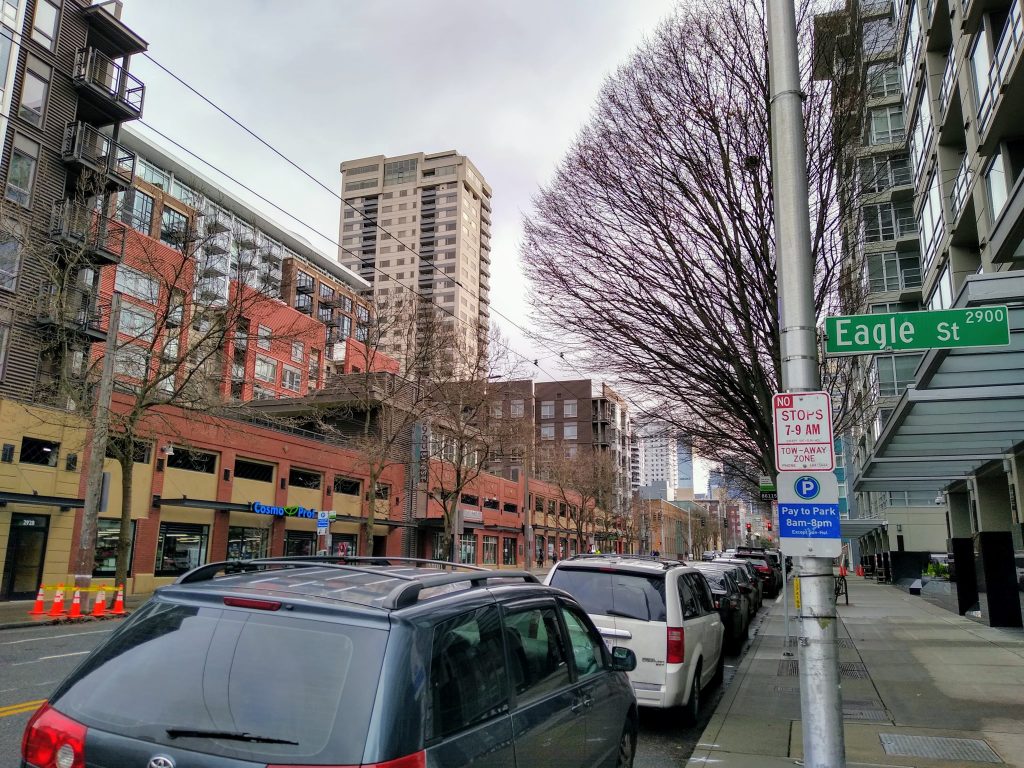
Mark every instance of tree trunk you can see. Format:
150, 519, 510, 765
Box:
362, 465, 379, 556
113, 451, 134, 595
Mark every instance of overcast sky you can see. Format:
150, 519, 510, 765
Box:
119, 0, 678, 383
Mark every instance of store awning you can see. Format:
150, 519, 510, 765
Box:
855, 273, 1024, 493
155, 497, 251, 512
0, 491, 84, 509
840, 518, 888, 538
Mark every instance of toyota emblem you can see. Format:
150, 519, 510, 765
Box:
147, 757, 175, 768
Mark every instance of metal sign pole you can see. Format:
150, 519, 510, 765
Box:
767, 0, 846, 764
782, 554, 791, 655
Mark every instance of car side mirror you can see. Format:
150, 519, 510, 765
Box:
739, 584, 752, 594
610, 646, 636, 672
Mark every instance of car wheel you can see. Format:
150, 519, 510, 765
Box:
615, 719, 637, 767
685, 660, 702, 724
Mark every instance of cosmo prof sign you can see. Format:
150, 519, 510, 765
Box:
772, 392, 835, 472
250, 502, 318, 519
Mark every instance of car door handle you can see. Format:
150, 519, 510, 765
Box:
598, 627, 632, 639
571, 697, 593, 713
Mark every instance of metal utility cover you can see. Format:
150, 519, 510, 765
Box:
879, 734, 1001, 763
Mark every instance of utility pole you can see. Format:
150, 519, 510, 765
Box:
767, 0, 846, 765
74, 291, 122, 592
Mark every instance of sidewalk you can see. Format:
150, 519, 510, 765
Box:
0, 593, 150, 630
687, 577, 1024, 768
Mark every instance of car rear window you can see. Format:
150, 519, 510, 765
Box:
550, 568, 667, 621
50, 600, 387, 763
696, 570, 727, 590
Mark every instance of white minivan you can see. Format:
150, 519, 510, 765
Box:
546, 556, 724, 721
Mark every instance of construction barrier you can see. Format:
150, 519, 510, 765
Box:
67, 590, 83, 620
111, 586, 125, 616
91, 588, 107, 618
47, 585, 66, 617
21, 583, 132, 622
28, 587, 46, 617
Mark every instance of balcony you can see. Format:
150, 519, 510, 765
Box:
978, 0, 1023, 134
200, 254, 229, 278
295, 294, 313, 314
203, 228, 231, 255
81, 3, 148, 59
203, 207, 231, 234
72, 48, 145, 125
61, 122, 135, 189
49, 201, 126, 265
938, 55, 957, 120
950, 155, 974, 222
260, 242, 283, 264
295, 275, 315, 294
235, 229, 258, 249
318, 289, 342, 306
36, 284, 106, 342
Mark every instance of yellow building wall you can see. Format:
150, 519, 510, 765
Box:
101, 456, 155, 521
231, 477, 275, 507
0, 400, 89, 593
163, 465, 218, 501
333, 491, 361, 518
289, 486, 322, 512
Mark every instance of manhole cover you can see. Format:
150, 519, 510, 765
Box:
844, 707, 888, 722
777, 661, 868, 679
879, 734, 1001, 763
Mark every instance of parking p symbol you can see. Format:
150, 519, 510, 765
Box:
796, 476, 820, 500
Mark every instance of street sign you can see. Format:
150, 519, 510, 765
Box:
777, 471, 842, 558
317, 509, 329, 534
825, 306, 1010, 356
759, 475, 777, 502
773, 392, 835, 472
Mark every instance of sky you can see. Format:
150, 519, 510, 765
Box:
117, 0, 707, 489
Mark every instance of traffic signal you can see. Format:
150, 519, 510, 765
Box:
767, 520, 773, 531
745, 522, 752, 532
700, 517, 706, 528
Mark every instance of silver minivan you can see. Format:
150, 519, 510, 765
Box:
546, 556, 724, 722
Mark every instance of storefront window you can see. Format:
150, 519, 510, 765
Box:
93, 520, 134, 577
535, 535, 545, 565
458, 534, 477, 564
156, 523, 209, 575
284, 530, 316, 557
332, 534, 357, 557
502, 537, 517, 566
227, 526, 269, 560
482, 535, 498, 564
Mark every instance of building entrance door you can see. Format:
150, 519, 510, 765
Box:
2, 514, 50, 601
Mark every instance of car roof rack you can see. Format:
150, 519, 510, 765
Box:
174, 557, 539, 610
564, 553, 688, 570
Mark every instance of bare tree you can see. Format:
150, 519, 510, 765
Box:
542, 442, 617, 552
521, 0, 866, 486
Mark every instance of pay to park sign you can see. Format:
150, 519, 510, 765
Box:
773, 392, 835, 472
825, 306, 1010, 356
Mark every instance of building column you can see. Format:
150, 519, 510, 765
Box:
971, 473, 1022, 627
946, 489, 976, 615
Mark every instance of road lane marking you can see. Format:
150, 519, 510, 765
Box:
0, 699, 46, 718
0, 682, 57, 694
1, 629, 112, 645
12, 651, 90, 666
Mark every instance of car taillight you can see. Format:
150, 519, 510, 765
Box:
667, 626, 685, 664
713, 598, 720, 609
22, 704, 86, 768
755, 565, 770, 573
223, 597, 281, 610
269, 751, 426, 768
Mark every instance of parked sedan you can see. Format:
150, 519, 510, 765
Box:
692, 563, 748, 652
699, 561, 758, 623
716, 558, 763, 613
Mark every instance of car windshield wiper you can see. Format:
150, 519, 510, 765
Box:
166, 728, 297, 745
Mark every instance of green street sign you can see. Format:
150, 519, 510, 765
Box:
825, 306, 1011, 356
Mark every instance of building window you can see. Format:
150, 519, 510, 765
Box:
859, 154, 910, 193
291, 341, 304, 362
234, 458, 274, 482
869, 105, 905, 145
909, 89, 933, 178
114, 265, 159, 304
867, 64, 901, 98
384, 158, 418, 186
334, 476, 360, 495
502, 537, 517, 565
564, 423, 578, 440
319, 284, 335, 303
0, 324, 9, 380
120, 304, 156, 342
308, 348, 321, 387
18, 58, 50, 127
490, 402, 503, 418
93, 519, 135, 577
156, 523, 209, 576
227, 526, 269, 560
121, 189, 155, 234
482, 536, 498, 565
927, 266, 953, 310
19, 436, 59, 466
342, 297, 353, 312
0, 240, 20, 291
257, 325, 272, 350
138, 159, 169, 190
541, 424, 555, 441
289, 466, 321, 489
863, 203, 915, 242
166, 448, 218, 474
30, 0, 59, 50
870, 301, 921, 313
563, 399, 577, 418
862, 17, 894, 56
160, 207, 190, 251
918, 170, 944, 271
540, 401, 554, 419
510, 399, 524, 418
254, 355, 278, 383
985, 149, 1010, 223
114, 344, 149, 380
282, 365, 302, 391
5, 135, 39, 207
902, 0, 922, 89
457, 534, 477, 564
375, 483, 391, 500
875, 354, 923, 397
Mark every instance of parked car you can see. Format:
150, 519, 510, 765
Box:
715, 558, 763, 612
545, 554, 724, 723
735, 546, 784, 594
731, 549, 780, 597
22, 556, 640, 768
697, 561, 758, 622
691, 562, 749, 652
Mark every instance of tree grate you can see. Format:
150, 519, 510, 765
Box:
777, 660, 869, 679
879, 734, 1002, 763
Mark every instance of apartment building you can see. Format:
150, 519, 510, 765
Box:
633, 419, 680, 500
818, 0, 1024, 626
337, 151, 492, 367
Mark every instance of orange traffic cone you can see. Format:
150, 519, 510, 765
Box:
28, 587, 46, 616
91, 587, 107, 617
111, 585, 125, 616
839, 565, 848, 577
67, 589, 83, 620
48, 585, 66, 617
856, 565, 864, 577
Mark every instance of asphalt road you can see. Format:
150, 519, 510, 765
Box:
0, 606, 765, 767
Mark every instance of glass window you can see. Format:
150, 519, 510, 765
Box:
289, 467, 321, 489
867, 64, 901, 97
548, 568, 668, 622
927, 266, 954, 310
457, 534, 476, 564
564, 422, 577, 440
876, 353, 923, 396
121, 189, 154, 234
541, 400, 554, 419
138, 159, 170, 190
93, 520, 134, 577
510, 399, 525, 418
115, 265, 159, 304
50, 602, 386, 765
919, 170, 945, 271
19, 436, 59, 466
282, 365, 302, 391
257, 325, 272, 350
560, 605, 605, 678
383, 158, 418, 186
0, 239, 20, 291
540, 424, 554, 440
985, 149, 1010, 223
5, 136, 39, 207
482, 535, 498, 564
160, 207, 190, 250
113, 344, 149, 380
0, 35, 11, 106
120, 304, 155, 342
291, 341, 304, 362
170, 179, 201, 207
902, 0, 922, 90
30, 0, 59, 50
0, 324, 9, 380
155, 522, 209, 575
18, 61, 50, 127
563, 399, 577, 417
502, 537, 517, 565
869, 105, 905, 144
334, 476, 361, 495
234, 458, 274, 482
970, 19, 993, 110
166, 448, 217, 474
226, 526, 269, 560
255, 355, 278, 383
863, 17, 894, 55
502, 605, 571, 703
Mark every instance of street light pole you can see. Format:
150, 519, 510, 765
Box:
766, 0, 846, 766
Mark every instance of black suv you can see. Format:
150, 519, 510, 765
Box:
21, 557, 639, 768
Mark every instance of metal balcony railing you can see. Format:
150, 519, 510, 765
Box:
950, 155, 974, 220
900, 267, 922, 290
938, 55, 956, 119
72, 47, 145, 121
36, 284, 105, 339
49, 200, 127, 264
61, 122, 135, 187
979, 0, 1023, 132
203, 229, 231, 255
295, 275, 315, 294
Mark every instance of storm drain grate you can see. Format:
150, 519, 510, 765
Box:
770, 685, 800, 695
879, 734, 1002, 763
843, 707, 888, 722
784, 637, 855, 648
777, 660, 869, 679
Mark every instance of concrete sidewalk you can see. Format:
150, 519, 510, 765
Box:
687, 577, 1024, 768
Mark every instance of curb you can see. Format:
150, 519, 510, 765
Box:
0, 612, 133, 632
